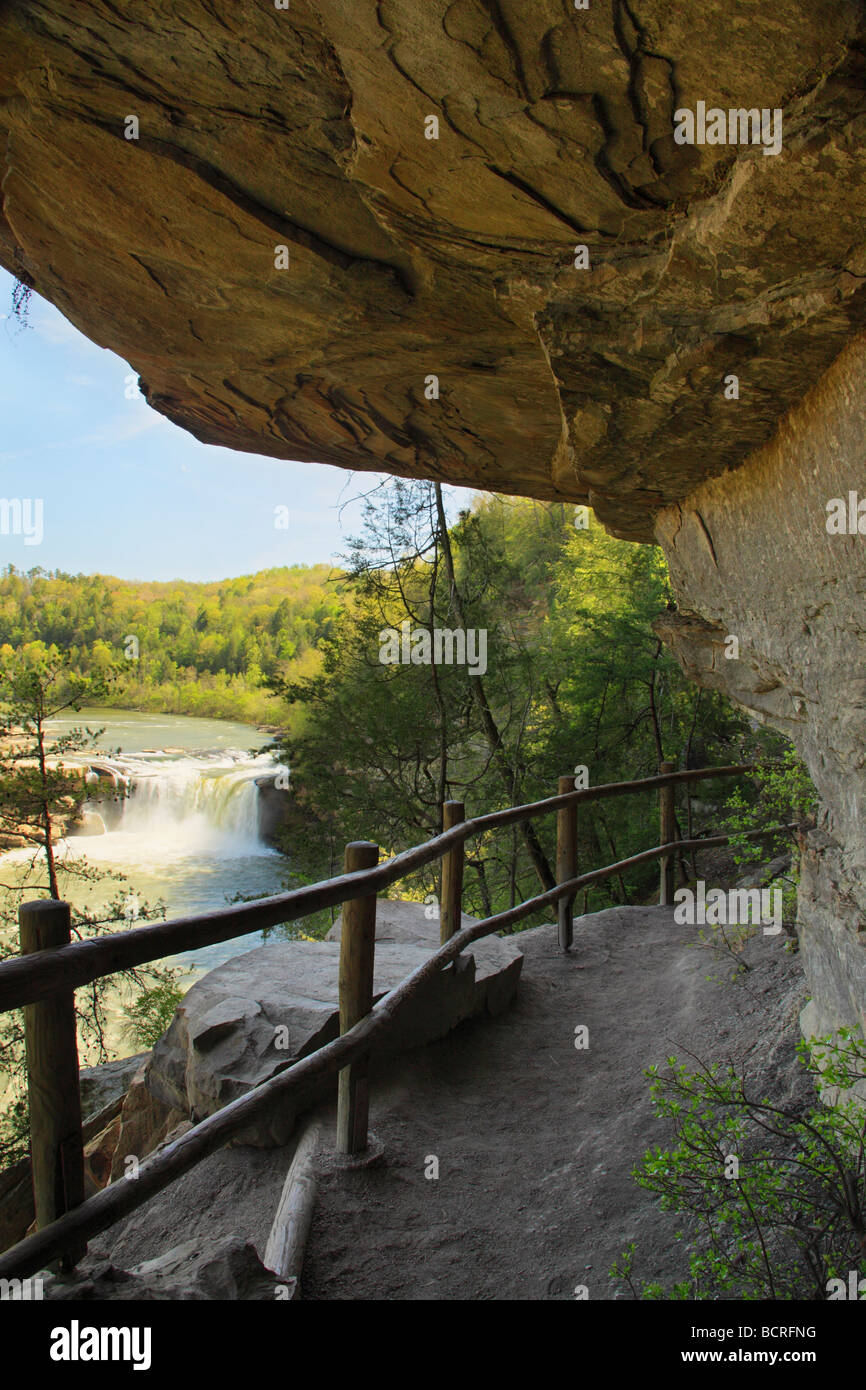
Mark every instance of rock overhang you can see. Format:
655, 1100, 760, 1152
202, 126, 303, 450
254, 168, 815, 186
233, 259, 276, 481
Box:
2, 2, 866, 538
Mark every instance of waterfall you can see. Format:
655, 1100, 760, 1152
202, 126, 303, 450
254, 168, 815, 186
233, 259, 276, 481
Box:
78, 749, 276, 857
1, 713, 288, 974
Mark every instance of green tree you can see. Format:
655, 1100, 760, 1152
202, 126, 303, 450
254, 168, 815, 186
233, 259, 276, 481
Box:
0, 651, 179, 1167
0, 564, 343, 725
271, 488, 756, 923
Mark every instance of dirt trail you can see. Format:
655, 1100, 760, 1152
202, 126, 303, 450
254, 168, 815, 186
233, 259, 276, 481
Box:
97, 904, 807, 1300
302, 906, 807, 1301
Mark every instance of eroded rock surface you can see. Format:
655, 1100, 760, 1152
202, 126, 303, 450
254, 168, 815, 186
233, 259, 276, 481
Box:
79, 1052, 149, 1120
2, 3, 866, 535
654, 334, 866, 1045
138, 901, 522, 1146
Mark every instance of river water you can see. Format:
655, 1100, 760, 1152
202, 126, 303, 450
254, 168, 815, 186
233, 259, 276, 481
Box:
3, 709, 291, 978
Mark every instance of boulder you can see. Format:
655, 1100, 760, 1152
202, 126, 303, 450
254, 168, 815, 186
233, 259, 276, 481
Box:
83, 1114, 123, 1191
0, 834, 28, 850
0, 1160, 33, 1255
66, 810, 106, 837
140, 900, 522, 1146
79, 1052, 149, 1121
326, 898, 524, 1019
254, 773, 291, 845
109, 1059, 188, 1183
41, 1236, 284, 1301
0, 1061, 149, 1253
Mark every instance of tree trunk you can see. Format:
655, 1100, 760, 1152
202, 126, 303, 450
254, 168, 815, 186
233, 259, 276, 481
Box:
433, 485, 555, 891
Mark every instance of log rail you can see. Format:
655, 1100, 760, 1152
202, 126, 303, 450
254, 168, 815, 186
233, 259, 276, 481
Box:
0, 761, 793, 1280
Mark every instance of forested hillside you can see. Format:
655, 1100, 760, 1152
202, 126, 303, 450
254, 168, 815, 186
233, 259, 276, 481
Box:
0, 564, 344, 723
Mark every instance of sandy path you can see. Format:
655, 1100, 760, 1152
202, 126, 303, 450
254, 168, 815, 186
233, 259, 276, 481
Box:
302, 906, 807, 1300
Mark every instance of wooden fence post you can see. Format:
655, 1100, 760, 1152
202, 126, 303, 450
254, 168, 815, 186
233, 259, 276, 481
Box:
659, 761, 676, 905
19, 899, 85, 1268
439, 801, 465, 946
556, 775, 578, 951
336, 842, 379, 1155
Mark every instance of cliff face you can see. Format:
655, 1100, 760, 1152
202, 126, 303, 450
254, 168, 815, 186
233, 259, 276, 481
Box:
654, 335, 866, 1047
3, 1, 866, 538
2, 1, 866, 1038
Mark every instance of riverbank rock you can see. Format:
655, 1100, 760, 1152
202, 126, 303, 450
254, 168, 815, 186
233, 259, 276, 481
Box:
137, 901, 522, 1147
0, 833, 29, 850
67, 810, 106, 837
254, 773, 291, 845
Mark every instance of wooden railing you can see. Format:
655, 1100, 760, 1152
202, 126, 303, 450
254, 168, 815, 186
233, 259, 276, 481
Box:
0, 761, 790, 1280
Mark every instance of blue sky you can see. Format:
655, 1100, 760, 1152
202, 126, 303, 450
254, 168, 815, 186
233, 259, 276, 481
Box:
0, 268, 473, 582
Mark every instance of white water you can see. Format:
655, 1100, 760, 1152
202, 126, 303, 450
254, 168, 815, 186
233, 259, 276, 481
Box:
80, 750, 272, 862
2, 710, 290, 974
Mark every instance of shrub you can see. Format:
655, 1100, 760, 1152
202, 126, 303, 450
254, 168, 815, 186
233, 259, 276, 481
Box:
612, 1030, 866, 1300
